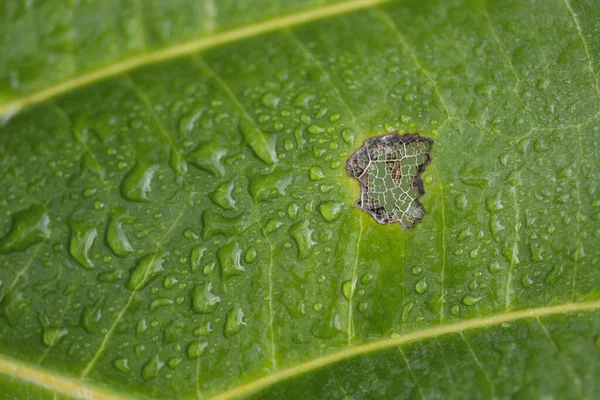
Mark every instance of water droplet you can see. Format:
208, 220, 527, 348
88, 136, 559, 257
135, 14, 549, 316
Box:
311, 307, 342, 339
0, 204, 50, 253
141, 355, 163, 380
309, 166, 325, 181
187, 340, 208, 359
190, 245, 206, 272
192, 282, 220, 313
260, 92, 280, 109
162, 319, 186, 344
202, 211, 251, 240
307, 125, 325, 135
411, 266, 422, 276
289, 219, 315, 260
521, 274, 533, 288
106, 208, 134, 258
126, 253, 166, 290
342, 279, 356, 300
183, 228, 199, 240
209, 181, 237, 211
182, 139, 223, 177
461, 295, 482, 306
319, 201, 343, 222
264, 219, 283, 234
178, 105, 206, 133
217, 242, 245, 280
149, 297, 174, 312
293, 92, 315, 109
97, 268, 123, 283
285, 204, 298, 221
120, 161, 159, 202
224, 306, 246, 338
113, 358, 130, 373
341, 128, 354, 145
136, 319, 148, 338
415, 278, 428, 294
163, 275, 178, 290
239, 119, 278, 165
248, 169, 292, 202
0, 291, 29, 326
81, 297, 104, 333
360, 272, 375, 285
486, 197, 504, 213
245, 247, 257, 263
42, 326, 67, 347
401, 303, 413, 322
167, 357, 182, 369
68, 219, 97, 270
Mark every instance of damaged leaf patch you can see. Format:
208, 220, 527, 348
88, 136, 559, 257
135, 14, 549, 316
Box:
346, 133, 433, 229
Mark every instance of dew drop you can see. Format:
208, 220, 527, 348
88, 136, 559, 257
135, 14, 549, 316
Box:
0, 204, 50, 253
141, 355, 163, 380
319, 201, 343, 222
187, 340, 208, 359
309, 166, 325, 181
68, 219, 97, 270
120, 161, 159, 202
224, 306, 246, 338
209, 181, 237, 211
106, 208, 134, 258
113, 358, 130, 373
415, 278, 428, 294
192, 282, 220, 313
187, 141, 227, 178
461, 295, 482, 306
217, 242, 245, 280
289, 219, 315, 260
342, 279, 356, 300
126, 253, 166, 290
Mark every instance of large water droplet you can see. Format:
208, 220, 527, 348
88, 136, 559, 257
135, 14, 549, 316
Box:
126, 253, 166, 290
42, 326, 68, 347
141, 354, 164, 380
415, 278, 428, 294
239, 119, 278, 165
0, 204, 50, 253
461, 295, 482, 306
68, 219, 97, 270
217, 242, 245, 280
248, 169, 292, 202
106, 208, 134, 258
80, 297, 104, 333
202, 211, 251, 240
289, 219, 315, 260
209, 181, 237, 211
192, 282, 220, 313
162, 319, 186, 344
319, 201, 343, 222
224, 306, 246, 338
187, 141, 227, 178
187, 340, 208, 359
311, 307, 342, 339
113, 358, 130, 373
121, 161, 159, 202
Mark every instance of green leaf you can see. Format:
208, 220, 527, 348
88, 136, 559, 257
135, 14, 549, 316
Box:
1, 0, 599, 399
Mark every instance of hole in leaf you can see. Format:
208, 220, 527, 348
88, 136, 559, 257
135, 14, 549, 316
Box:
346, 133, 433, 229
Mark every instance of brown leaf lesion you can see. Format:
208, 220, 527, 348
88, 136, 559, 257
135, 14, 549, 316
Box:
346, 133, 433, 229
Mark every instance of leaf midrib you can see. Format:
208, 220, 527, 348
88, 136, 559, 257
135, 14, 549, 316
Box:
0, 0, 391, 119
1, 300, 599, 400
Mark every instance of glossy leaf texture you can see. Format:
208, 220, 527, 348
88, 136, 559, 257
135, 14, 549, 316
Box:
0, 0, 600, 399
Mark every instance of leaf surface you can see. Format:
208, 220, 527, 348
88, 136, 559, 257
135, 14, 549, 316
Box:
0, 0, 599, 399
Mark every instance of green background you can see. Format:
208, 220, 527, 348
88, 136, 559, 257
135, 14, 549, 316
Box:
0, 0, 599, 398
